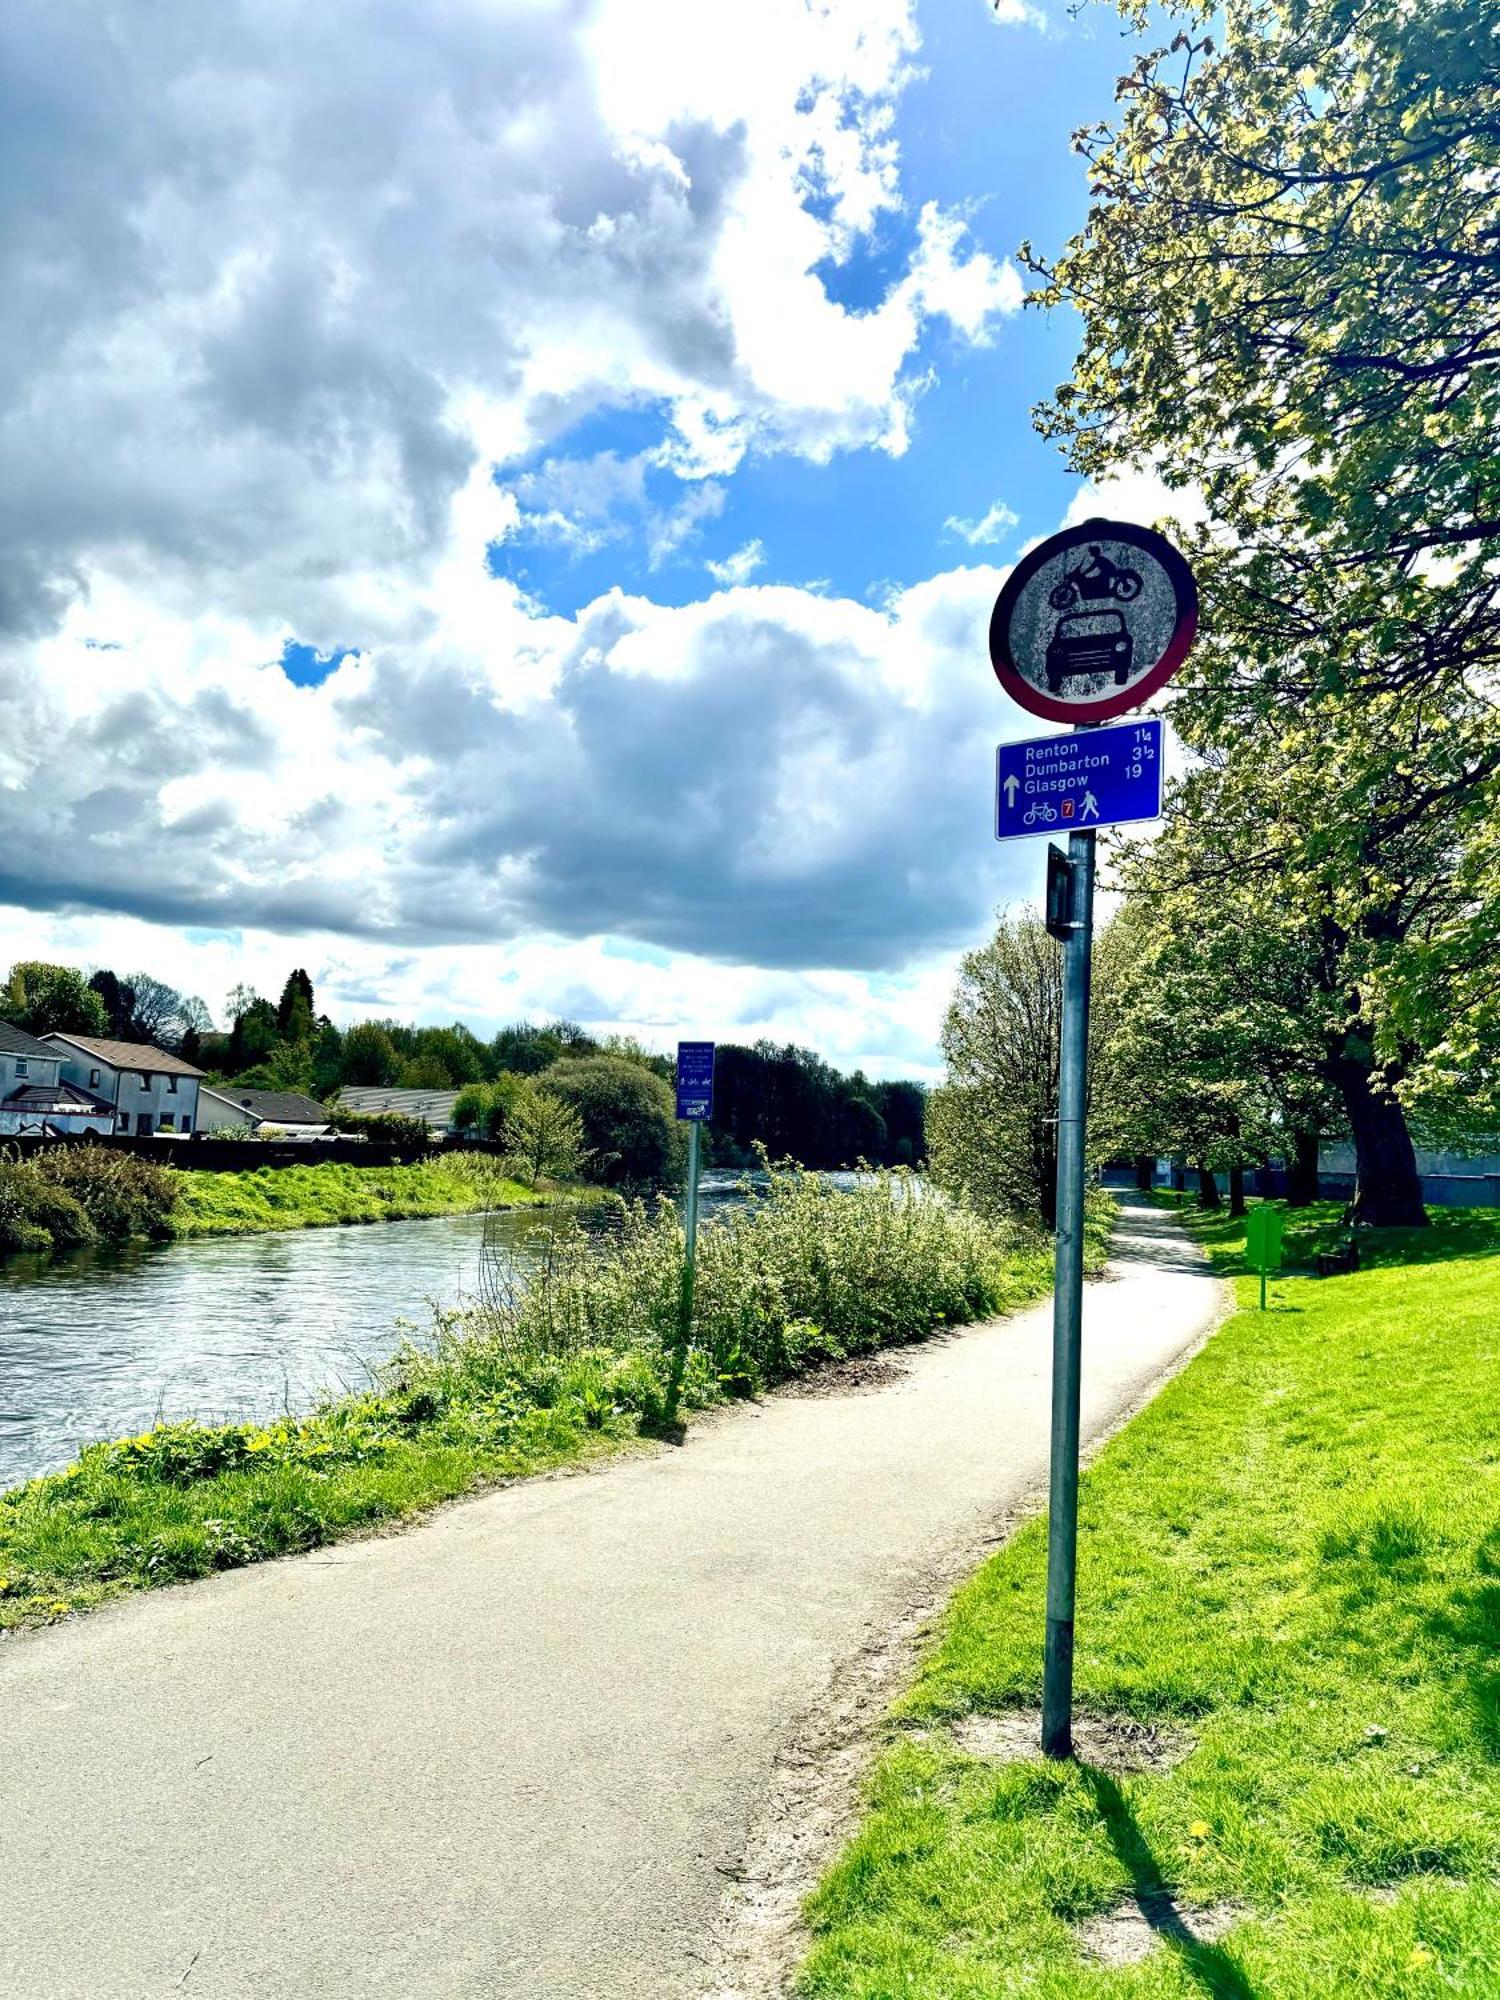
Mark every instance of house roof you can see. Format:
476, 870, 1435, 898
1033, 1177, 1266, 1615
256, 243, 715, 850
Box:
3, 1079, 115, 1113
335, 1086, 460, 1126
45, 1032, 206, 1079
203, 1088, 331, 1126
0, 1020, 62, 1061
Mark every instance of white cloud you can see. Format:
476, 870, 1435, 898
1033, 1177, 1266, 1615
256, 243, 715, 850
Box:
945, 498, 1021, 547
0, 0, 1038, 1074
705, 540, 766, 588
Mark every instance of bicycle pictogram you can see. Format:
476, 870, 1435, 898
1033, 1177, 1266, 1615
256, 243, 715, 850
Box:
1023, 800, 1058, 826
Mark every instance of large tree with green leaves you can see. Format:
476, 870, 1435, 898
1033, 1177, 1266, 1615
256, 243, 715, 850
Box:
4, 962, 108, 1038
1027, 0, 1500, 1219
928, 911, 1128, 1229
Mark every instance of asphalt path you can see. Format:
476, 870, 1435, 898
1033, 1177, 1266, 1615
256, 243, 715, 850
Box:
0, 1195, 1224, 1999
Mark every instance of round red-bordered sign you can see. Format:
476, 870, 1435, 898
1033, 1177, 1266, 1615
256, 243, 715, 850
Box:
989, 518, 1197, 724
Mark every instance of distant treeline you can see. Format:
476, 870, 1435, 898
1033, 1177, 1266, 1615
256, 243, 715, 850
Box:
3, 961, 926, 1170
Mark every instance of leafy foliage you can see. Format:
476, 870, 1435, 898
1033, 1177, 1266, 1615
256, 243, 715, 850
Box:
928, 911, 1129, 1228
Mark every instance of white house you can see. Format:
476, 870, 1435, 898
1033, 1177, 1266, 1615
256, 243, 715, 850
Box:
0, 1021, 116, 1136
44, 1032, 206, 1137
198, 1087, 334, 1138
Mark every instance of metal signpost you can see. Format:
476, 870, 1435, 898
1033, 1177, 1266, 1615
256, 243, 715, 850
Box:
666, 1041, 715, 1429
988, 518, 1197, 1760
1245, 1206, 1283, 1312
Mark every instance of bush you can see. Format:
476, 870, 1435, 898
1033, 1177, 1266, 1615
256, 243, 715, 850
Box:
540, 1055, 685, 1191
0, 1162, 96, 1253
328, 1108, 434, 1150
32, 1146, 177, 1241
452, 1164, 1065, 1399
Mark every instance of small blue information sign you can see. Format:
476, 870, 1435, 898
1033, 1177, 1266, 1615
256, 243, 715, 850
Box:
676, 1041, 715, 1122
995, 717, 1163, 841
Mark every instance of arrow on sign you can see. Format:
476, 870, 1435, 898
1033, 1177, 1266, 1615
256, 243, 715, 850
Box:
1003, 773, 1020, 807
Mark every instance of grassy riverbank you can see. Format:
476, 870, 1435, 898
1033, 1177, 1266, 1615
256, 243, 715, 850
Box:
0, 1173, 1112, 1631
167, 1153, 543, 1237
799, 1202, 1500, 1998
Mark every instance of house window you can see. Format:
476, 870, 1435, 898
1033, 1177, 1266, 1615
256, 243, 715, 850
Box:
139, 1073, 151, 1089
15, 1060, 26, 1076
159, 1114, 175, 1132
167, 1076, 178, 1093
89, 1068, 101, 1087
180, 1117, 192, 1135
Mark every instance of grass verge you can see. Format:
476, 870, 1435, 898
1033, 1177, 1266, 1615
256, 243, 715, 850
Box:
165, 1152, 545, 1237
1, 1171, 1111, 1632
799, 1201, 1500, 1998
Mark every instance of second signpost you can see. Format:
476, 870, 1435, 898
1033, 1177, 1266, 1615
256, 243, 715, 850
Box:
989, 517, 1197, 1758
663, 1039, 715, 1433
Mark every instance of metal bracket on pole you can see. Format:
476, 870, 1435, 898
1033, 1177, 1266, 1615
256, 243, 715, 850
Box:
1042, 822, 1096, 1759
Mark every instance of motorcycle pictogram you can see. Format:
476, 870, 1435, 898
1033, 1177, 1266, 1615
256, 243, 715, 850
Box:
1048, 545, 1143, 612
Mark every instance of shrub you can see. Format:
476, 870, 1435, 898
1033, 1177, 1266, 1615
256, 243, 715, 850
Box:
455, 1163, 1051, 1397
0, 1162, 95, 1253
540, 1055, 685, 1191
328, 1108, 434, 1150
32, 1146, 177, 1241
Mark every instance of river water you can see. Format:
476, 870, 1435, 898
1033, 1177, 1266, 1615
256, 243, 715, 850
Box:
0, 1173, 794, 1488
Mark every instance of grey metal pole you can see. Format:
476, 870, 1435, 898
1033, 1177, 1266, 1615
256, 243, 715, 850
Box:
1042, 823, 1096, 1759
664, 1119, 702, 1431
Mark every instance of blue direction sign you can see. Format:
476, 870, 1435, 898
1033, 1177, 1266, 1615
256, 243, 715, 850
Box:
676, 1041, 715, 1121
995, 717, 1163, 841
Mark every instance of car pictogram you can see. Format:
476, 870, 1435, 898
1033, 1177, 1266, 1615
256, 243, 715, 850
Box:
1045, 609, 1134, 692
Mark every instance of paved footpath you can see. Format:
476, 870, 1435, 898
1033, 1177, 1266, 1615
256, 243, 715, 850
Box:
1, 1197, 1223, 2000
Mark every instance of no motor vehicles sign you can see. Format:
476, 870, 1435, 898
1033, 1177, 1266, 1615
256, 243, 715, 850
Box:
989, 518, 1197, 725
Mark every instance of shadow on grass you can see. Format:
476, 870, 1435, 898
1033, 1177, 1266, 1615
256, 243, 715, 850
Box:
1082, 1768, 1260, 1999
1420, 1526, 1500, 1762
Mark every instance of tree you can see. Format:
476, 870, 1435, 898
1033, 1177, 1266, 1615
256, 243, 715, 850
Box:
276, 969, 316, 1044
310, 1018, 344, 1097
504, 1082, 587, 1189
490, 1021, 563, 1076
227, 997, 279, 1075
177, 996, 213, 1065
412, 1024, 486, 1086
124, 973, 186, 1046
1025, 0, 1500, 1219
4, 962, 108, 1038
234, 1042, 316, 1093
341, 1021, 401, 1087
398, 1054, 453, 1090
88, 969, 136, 1039
838, 1096, 887, 1164
541, 1055, 686, 1190
927, 913, 1126, 1228
1030, 0, 1499, 595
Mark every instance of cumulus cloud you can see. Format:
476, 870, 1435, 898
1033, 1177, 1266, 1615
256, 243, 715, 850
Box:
0, 0, 1036, 1066
945, 499, 1020, 547
0, 0, 1020, 648
705, 540, 766, 588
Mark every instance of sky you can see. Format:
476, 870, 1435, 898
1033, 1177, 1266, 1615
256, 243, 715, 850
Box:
0, 0, 1184, 1082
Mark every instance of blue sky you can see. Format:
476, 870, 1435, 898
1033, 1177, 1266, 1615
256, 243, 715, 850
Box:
0, 0, 1176, 1077
485, 1, 1139, 623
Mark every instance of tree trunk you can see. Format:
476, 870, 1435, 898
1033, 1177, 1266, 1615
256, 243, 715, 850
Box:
1195, 1162, 1221, 1210
1228, 1158, 1246, 1218
1133, 1153, 1155, 1191
1332, 1061, 1428, 1227
1286, 1129, 1320, 1207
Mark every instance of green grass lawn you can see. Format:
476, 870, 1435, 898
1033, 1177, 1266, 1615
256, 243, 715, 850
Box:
799, 1202, 1500, 1998
166, 1152, 545, 1237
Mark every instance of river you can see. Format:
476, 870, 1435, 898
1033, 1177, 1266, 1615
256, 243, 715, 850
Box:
0, 1173, 806, 1488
